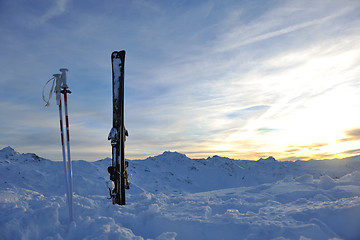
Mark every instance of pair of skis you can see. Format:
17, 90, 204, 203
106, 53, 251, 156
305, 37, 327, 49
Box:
108, 50, 129, 205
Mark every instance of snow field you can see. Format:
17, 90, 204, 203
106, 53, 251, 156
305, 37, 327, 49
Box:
0, 147, 359, 239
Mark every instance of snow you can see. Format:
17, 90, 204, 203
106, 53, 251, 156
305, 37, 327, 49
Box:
1, 147, 359, 240
112, 57, 122, 103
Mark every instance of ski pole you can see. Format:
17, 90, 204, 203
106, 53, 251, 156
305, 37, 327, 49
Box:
54, 73, 72, 221
60, 68, 74, 222
43, 70, 74, 222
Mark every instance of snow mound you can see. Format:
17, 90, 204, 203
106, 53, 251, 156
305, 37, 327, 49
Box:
1, 147, 360, 240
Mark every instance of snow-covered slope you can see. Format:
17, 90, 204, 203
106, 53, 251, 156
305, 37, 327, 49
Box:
0, 147, 359, 240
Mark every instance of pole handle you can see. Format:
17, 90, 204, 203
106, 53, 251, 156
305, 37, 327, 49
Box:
60, 68, 69, 89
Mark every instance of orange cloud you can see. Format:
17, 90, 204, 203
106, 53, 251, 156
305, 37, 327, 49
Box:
342, 148, 360, 155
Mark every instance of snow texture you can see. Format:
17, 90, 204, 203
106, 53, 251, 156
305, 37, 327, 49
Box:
112, 57, 122, 103
1, 147, 359, 240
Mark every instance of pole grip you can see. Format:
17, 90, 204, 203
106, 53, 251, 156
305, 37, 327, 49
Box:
60, 68, 69, 89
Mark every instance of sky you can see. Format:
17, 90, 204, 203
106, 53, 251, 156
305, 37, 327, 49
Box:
0, 0, 360, 161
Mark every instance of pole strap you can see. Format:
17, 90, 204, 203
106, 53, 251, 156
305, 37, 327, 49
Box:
42, 77, 56, 107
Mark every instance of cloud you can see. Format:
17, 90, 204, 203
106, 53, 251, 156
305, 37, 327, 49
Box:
214, 0, 359, 53
279, 143, 330, 161
278, 156, 308, 161
227, 105, 270, 119
257, 128, 278, 133
306, 143, 329, 149
285, 143, 328, 153
0, 0, 70, 28
285, 148, 301, 153
40, 0, 69, 23
219, 19, 320, 52
342, 148, 360, 155
339, 128, 360, 142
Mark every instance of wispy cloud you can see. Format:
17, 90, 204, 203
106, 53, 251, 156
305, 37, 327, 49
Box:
342, 148, 360, 155
339, 128, 360, 142
40, 0, 69, 24
213, 0, 359, 52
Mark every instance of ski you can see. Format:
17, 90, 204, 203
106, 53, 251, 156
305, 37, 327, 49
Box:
108, 50, 129, 205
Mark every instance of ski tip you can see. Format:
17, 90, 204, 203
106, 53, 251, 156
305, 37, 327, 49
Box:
111, 51, 126, 58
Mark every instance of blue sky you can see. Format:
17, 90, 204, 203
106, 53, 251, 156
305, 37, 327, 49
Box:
0, 0, 360, 161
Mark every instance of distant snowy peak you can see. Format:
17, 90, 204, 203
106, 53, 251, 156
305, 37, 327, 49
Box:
0, 146, 43, 162
146, 151, 190, 162
206, 155, 234, 162
257, 156, 277, 163
0, 146, 18, 158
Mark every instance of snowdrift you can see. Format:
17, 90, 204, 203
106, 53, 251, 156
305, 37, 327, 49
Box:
0, 147, 359, 240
